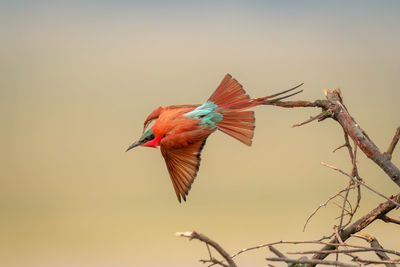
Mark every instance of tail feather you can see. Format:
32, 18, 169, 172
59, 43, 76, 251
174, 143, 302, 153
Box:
208, 74, 302, 146
217, 110, 255, 146
218, 124, 254, 146
222, 111, 255, 123
219, 121, 255, 131
208, 74, 251, 110
252, 83, 304, 105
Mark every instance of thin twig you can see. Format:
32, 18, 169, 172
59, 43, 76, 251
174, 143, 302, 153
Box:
334, 224, 348, 262
333, 143, 347, 153
338, 183, 352, 231
310, 193, 400, 265
353, 233, 397, 267
381, 215, 400, 225
303, 184, 359, 231
231, 239, 369, 259
345, 254, 399, 266
288, 248, 400, 257
268, 246, 287, 258
292, 111, 329, 128
320, 162, 400, 208
318, 234, 335, 241
385, 126, 400, 160
266, 257, 360, 267
177, 231, 237, 267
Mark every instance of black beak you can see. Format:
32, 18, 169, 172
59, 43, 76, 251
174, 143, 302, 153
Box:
125, 141, 142, 152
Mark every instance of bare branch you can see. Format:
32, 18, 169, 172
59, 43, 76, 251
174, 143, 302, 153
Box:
334, 224, 348, 263
176, 231, 237, 267
303, 184, 359, 231
385, 126, 400, 160
268, 246, 286, 258
353, 233, 397, 267
266, 257, 360, 267
333, 143, 347, 153
292, 111, 329, 128
266, 90, 400, 187
309, 193, 400, 265
381, 215, 400, 225
231, 239, 368, 259
345, 254, 400, 266
320, 162, 400, 207
338, 183, 352, 231
288, 248, 400, 257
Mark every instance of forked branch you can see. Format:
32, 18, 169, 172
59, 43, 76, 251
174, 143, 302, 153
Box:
269, 90, 400, 187
176, 231, 237, 267
309, 193, 400, 265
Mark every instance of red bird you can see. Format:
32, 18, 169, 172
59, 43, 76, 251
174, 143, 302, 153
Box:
126, 74, 302, 202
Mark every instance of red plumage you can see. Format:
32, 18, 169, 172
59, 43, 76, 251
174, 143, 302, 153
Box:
127, 74, 302, 202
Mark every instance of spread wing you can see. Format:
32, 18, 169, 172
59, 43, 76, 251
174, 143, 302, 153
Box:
160, 128, 215, 202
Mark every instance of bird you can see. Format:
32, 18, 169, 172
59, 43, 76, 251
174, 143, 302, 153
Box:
126, 74, 302, 202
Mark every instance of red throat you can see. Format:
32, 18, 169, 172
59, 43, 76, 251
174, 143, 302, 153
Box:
143, 136, 162, 148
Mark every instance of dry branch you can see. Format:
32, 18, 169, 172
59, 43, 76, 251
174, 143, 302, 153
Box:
353, 233, 397, 267
381, 215, 400, 225
270, 90, 400, 187
287, 247, 400, 257
266, 256, 360, 267
268, 246, 287, 258
303, 184, 359, 231
309, 193, 400, 265
176, 231, 237, 267
320, 162, 400, 207
385, 126, 400, 160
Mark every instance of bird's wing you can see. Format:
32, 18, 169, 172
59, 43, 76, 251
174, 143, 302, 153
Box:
160, 127, 214, 202
143, 105, 200, 133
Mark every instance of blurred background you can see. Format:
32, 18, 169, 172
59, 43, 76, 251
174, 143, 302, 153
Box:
1, 1, 399, 266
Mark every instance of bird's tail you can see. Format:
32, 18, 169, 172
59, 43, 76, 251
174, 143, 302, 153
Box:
208, 74, 302, 146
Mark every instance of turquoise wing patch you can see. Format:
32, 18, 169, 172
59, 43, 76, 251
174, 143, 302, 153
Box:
185, 101, 223, 126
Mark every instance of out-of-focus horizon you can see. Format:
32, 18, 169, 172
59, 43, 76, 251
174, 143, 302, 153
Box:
1, 1, 399, 266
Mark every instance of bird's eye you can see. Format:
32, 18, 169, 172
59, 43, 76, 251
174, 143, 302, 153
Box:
163, 134, 166, 138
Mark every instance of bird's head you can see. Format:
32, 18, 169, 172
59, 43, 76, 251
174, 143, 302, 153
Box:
126, 127, 161, 151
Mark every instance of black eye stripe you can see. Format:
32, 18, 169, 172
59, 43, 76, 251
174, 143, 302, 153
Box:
140, 133, 155, 143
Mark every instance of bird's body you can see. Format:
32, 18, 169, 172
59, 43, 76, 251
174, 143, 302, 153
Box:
126, 74, 302, 202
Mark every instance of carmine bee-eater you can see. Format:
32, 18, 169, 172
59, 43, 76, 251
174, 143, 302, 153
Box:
126, 74, 302, 202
